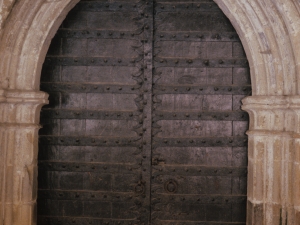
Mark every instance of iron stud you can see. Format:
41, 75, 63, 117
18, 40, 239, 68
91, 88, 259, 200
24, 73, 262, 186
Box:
228, 87, 232, 91
214, 87, 219, 91
219, 60, 224, 64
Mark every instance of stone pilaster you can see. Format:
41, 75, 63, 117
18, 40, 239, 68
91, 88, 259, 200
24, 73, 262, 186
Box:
243, 96, 300, 225
289, 99, 300, 225
0, 90, 48, 225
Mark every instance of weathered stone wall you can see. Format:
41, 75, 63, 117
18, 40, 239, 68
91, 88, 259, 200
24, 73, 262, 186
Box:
0, 0, 17, 30
0, 0, 300, 224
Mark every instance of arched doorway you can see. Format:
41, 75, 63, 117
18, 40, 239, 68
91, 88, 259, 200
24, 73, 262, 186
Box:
37, 0, 250, 224
1, 0, 299, 225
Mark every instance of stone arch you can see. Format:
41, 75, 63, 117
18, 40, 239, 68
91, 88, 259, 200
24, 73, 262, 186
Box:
0, 0, 300, 224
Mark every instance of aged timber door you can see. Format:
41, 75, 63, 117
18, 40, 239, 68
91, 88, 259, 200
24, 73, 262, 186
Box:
38, 0, 250, 225
150, 1, 249, 224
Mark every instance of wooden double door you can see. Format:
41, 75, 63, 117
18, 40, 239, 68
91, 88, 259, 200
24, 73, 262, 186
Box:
38, 0, 250, 224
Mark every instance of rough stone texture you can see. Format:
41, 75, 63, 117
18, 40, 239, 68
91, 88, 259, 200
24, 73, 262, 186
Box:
0, 0, 299, 224
0, 0, 17, 30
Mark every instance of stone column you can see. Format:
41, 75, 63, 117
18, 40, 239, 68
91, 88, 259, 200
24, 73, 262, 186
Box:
290, 98, 300, 224
0, 90, 48, 225
242, 96, 298, 225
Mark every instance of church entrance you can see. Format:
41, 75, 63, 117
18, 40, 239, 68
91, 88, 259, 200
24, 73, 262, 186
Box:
37, 0, 250, 224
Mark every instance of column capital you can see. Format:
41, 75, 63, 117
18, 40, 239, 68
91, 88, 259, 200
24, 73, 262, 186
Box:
0, 89, 48, 104
241, 96, 300, 133
0, 89, 49, 125
242, 95, 300, 110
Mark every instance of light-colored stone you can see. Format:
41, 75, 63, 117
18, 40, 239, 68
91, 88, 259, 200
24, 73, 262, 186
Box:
0, 0, 300, 224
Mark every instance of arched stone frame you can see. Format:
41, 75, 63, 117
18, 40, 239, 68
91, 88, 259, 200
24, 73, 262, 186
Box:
0, 0, 299, 224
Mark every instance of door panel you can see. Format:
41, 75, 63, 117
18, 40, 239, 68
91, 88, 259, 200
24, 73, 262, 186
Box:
151, 0, 249, 224
38, 1, 151, 224
38, 0, 250, 224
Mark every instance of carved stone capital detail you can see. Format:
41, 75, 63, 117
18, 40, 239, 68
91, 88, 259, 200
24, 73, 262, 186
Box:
242, 96, 300, 133
0, 89, 48, 125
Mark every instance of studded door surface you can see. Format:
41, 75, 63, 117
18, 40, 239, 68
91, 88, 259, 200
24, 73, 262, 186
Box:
38, 0, 250, 225
150, 1, 249, 224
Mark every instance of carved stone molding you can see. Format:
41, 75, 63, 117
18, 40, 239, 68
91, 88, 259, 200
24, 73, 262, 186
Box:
243, 96, 300, 224
0, 90, 48, 225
